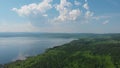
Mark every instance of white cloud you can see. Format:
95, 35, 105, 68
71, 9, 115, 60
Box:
92, 16, 111, 20
0, 22, 39, 32
82, 1, 94, 20
69, 9, 81, 20
55, 0, 71, 21
74, 0, 81, 6
54, 0, 81, 22
103, 20, 109, 24
83, 3, 89, 10
12, 0, 53, 16
11, 0, 110, 26
85, 11, 94, 18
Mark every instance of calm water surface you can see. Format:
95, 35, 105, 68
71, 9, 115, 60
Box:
0, 37, 73, 64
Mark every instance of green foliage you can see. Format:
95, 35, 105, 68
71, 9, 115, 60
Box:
4, 35, 120, 68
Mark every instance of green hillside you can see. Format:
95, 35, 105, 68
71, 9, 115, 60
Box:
4, 34, 120, 68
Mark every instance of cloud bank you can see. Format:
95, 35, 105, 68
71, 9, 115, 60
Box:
12, 0, 53, 16
10, 0, 110, 32
54, 0, 81, 22
12, 0, 82, 23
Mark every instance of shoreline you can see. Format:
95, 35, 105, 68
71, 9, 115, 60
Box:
2, 34, 120, 68
1, 39, 75, 66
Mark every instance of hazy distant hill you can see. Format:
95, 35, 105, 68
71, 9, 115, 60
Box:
0, 32, 93, 38
0, 32, 120, 38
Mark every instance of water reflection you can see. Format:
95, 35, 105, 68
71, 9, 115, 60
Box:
0, 37, 73, 64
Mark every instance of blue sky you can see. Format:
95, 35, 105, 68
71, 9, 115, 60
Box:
0, 0, 120, 33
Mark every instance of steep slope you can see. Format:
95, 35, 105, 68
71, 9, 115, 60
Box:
4, 35, 120, 68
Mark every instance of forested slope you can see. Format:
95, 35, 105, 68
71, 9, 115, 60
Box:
4, 34, 120, 68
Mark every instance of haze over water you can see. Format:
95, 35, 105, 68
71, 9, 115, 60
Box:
0, 33, 74, 64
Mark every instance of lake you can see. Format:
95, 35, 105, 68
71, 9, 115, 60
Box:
0, 33, 74, 64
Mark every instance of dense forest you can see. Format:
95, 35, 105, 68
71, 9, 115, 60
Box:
3, 34, 120, 68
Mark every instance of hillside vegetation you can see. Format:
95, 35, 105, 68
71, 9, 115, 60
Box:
4, 34, 120, 68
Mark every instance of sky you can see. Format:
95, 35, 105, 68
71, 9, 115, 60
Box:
0, 0, 120, 33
